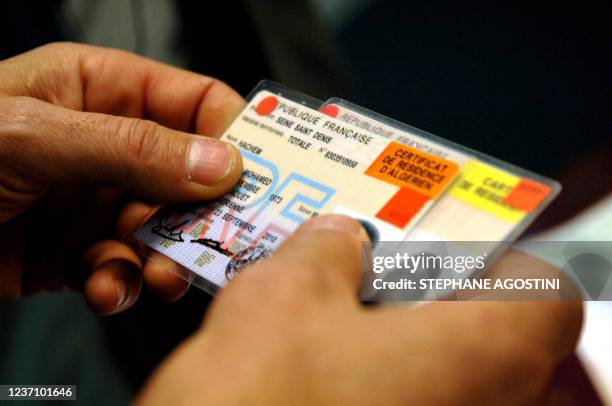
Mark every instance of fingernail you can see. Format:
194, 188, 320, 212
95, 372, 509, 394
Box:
300, 215, 370, 240
115, 280, 129, 309
187, 139, 235, 185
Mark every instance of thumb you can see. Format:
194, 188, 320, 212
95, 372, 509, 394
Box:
0, 97, 242, 202
224, 215, 370, 304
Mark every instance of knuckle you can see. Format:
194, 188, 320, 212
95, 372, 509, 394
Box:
0, 96, 40, 133
120, 118, 166, 165
0, 98, 47, 158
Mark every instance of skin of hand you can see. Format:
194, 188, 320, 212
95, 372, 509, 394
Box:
0, 43, 584, 405
0, 42, 245, 314
137, 215, 583, 406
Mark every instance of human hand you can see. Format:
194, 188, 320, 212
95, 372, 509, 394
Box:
0, 42, 244, 314
138, 215, 583, 405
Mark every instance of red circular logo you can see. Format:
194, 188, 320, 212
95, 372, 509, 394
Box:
319, 104, 339, 118
256, 96, 278, 116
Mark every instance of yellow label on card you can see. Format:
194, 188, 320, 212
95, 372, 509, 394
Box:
449, 160, 526, 223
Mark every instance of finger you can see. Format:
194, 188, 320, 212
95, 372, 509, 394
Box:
143, 252, 191, 302
455, 249, 582, 301
376, 299, 582, 404
115, 200, 191, 301
115, 199, 191, 301
0, 97, 243, 204
115, 200, 159, 242
81, 240, 143, 315
227, 215, 370, 302
0, 42, 245, 136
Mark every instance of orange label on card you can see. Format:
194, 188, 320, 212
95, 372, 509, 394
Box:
503, 178, 551, 212
365, 141, 460, 198
376, 187, 430, 228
